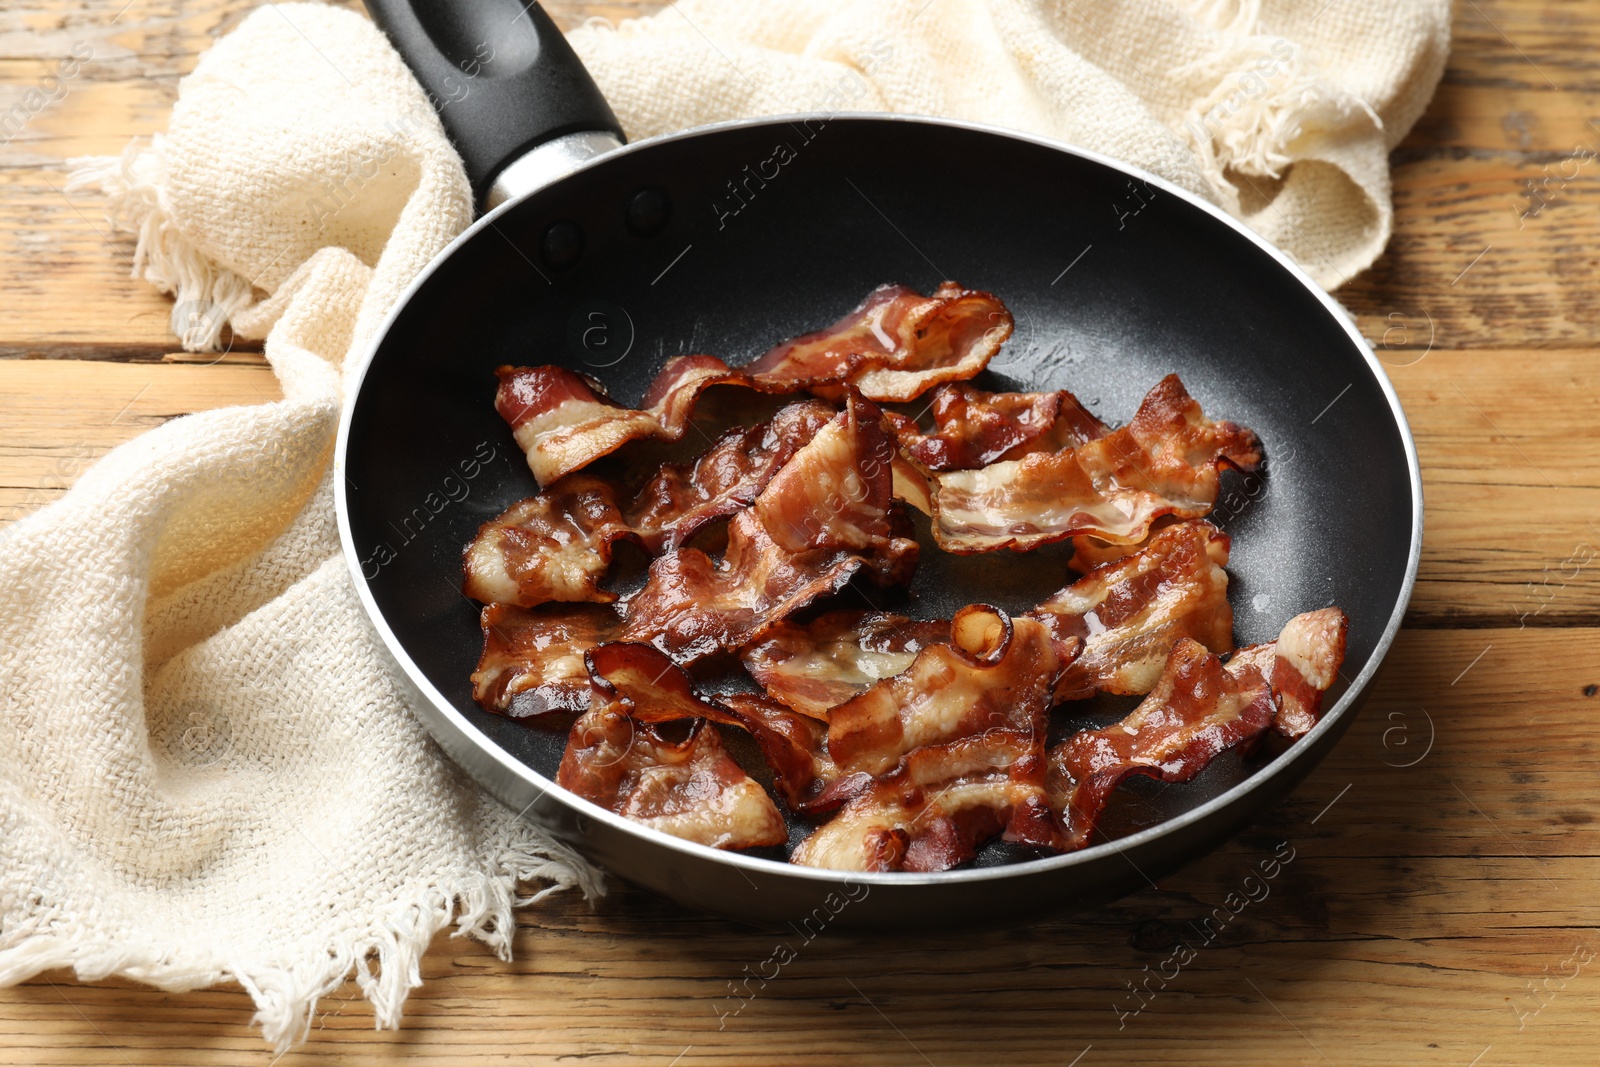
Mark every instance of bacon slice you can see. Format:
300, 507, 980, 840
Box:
745, 282, 1011, 402
787, 605, 1065, 872
622, 392, 918, 662
827, 605, 1066, 777
925, 374, 1262, 553
556, 644, 786, 850
464, 401, 835, 610
884, 382, 1108, 471
790, 731, 1054, 872
496, 284, 1011, 486
1224, 607, 1348, 738
1030, 519, 1234, 701
628, 400, 836, 553
471, 603, 623, 718
463, 477, 637, 607
739, 611, 951, 720
1046, 608, 1348, 851
584, 642, 865, 814
494, 364, 667, 489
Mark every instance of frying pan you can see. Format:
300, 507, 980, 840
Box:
336, 0, 1422, 927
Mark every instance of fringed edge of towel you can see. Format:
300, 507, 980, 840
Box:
0, 822, 603, 1053
1169, 0, 1381, 209
65, 138, 257, 353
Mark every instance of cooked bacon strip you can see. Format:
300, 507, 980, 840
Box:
1224, 607, 1348, 738
622, 393, 918, 662
494, 364, 666, 488
720, 692, 870, 814
464, 401, 834, 609
739, 611, 951, 720
1047, 608, 1347, 850
790, 731, 1055, 872
745, 282, 1010, 402
1030, 519, 1234, 701
471, 603, 623, 718
884, 382, 1109, 471
463, 476, 637, 607
556, 645, 786, 850
1065, 518, 1191, 573
783, 605, 1066, 872
584, 642, 865, 813
925, 374, 1262, 553
828, 605, 1066, 777
627, 400, 835, 553
496, 284, 1011, 486
496, 356, 760, 487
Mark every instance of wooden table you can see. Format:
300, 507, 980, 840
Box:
3, 1, 1598, 1064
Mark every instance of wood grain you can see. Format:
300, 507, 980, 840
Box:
2, 0, 1599, 1064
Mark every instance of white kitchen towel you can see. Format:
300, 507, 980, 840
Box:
2, 0, 1448, 1053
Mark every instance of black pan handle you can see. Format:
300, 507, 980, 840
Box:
365, 0, 624, 209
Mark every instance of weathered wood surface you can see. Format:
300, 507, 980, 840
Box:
2, 1, 1598, 1064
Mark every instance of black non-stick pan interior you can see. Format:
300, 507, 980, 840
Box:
343, 116, 1415, 875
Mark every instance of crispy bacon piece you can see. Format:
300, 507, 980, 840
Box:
1064, 517, 1188, 573
464, 401, 835, 609
585, 642, 864, 813
494, 364, 668, 489
790, 731, 1055, 872
745, 282, 1011, 402
1047, 608, 1347, 850
1225, 607, 1348, 738
557, 644, 786, 850
495, 284, 1011, 486
884, 382, 1109, 471
622, 393, 918, 662
1047, 638, 1275, 852
463, 477, 637, 607
739, 611, 951, 720
471, 603, 623, 718
827, 606, 1066, 777
721, 692, 869, 814
925, 374, 1262, 553
789, 605, 1066, 872
628, 400, 836, 553
1030, 520, 1234, 701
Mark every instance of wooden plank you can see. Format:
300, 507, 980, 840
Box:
0, 358, 280, 523
0, 626, 1594, 1065
1390, 349, 1600, 627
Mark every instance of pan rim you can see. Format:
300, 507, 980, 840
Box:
334, 110, 1424, 888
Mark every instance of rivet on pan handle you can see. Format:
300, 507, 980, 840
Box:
364, 0, 626, 212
